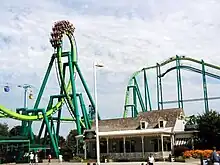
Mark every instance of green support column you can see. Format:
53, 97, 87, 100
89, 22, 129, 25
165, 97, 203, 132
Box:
176, 55, 183, 109
31, 55, 55, 142
50, 119, 59, 148
75, 63, 100, 120
133, 78, 138, 117
144, 70, 148, 111
132, 106, 134, 117
56, 109, 62, 142
201, 60, 209, 113
38, 120, 45, 143
143, 70, 152, 111
156, 64, 160, 110
56, 63, 67, 141
158, 64, 164, 109
21, 110, 28, 136
28, 121, 35, 143
78, 93, 91, 129
178, 59, 183, 109
134, 78, 146, 112
43, 127, 48, 145
68, 52, 81, 135
34, 55, 55, 108
42, 109, 59, 158
38, 96, 54, 141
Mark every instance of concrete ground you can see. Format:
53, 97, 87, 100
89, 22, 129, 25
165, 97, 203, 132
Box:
66, 162, 199, 165
17, 161, 200, 165
70, 162, 200, 165
3, 161, 201, 165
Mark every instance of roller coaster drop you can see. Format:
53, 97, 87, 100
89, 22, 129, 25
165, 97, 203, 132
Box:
1, 20, 220, 160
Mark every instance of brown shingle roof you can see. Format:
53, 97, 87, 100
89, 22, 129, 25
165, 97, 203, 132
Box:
91, 108, 184, 132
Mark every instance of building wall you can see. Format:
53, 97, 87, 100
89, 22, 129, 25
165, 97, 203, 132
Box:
86, 135, 173, 159
86, 136, 163, 155
173, 119, 185, 132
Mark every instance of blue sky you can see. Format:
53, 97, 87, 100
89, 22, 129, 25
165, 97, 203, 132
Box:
1, 0, 220, 137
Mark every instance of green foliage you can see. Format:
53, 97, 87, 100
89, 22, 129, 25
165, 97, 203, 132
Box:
66, 129, 83, 154
196, 110, 220, 149
59, 136, 66, 148
61, 147, 72, 161
174, 146, 189, 157
66, 129, 78, 152
0, 122, 9, 136
186, 115, 197, 125
9, 125, 21, 136
40, 135, 66, 147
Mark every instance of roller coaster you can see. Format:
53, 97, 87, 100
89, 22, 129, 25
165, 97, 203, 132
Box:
124, 55, 220, 118
0, 20, 220, 160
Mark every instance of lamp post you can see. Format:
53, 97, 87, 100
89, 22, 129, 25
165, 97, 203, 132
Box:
18, 84, 32, 135
93, 62, 103, 165
17, 84, 32, 108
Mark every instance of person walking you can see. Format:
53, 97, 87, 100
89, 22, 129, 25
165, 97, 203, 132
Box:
35, 153, 38, 165
48, 154, 52, 165
29, 152, 34, 165
58, 154, 63, 164
148, 153, 155, 165
210, 147, 219, 165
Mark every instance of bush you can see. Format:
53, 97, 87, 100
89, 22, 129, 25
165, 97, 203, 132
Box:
174, 146, 189, 157
71, 156, 83, 162
183, 150, 216, 159
62, 148, 73, 161
175, 156, 185, 162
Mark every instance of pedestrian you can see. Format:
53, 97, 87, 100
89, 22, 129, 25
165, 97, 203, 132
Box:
148, 153, 155, 165
210, 147, 219, 165
58, 154, 63, 164
29, 152, 34, 165
35, 153, 38, 165
48, 154, 52, 165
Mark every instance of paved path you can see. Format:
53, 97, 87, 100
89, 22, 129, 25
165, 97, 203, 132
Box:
75, 162, 200, 165
45, 161, 200, 165
69, 162, 199, 165
2, 161, 201, 165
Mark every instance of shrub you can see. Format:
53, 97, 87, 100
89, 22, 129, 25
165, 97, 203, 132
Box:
174, 146, 189, 157
183, 150, 214, 159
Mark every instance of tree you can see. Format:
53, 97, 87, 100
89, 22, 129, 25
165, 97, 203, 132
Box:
66, 129, 78, 153
40, 135, 66, 147
196, 110, 220, 149
0, 123, 9, 136
59, 136, 66, 148
186, 115, 197, 125
66, 129, 84, 154
9, 125, 21, 136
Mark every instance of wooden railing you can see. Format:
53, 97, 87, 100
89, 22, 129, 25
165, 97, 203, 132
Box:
101, 151, 171, 160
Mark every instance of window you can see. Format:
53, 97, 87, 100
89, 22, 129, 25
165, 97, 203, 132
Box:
159, 121, 164, 128
140, 121, 148, 129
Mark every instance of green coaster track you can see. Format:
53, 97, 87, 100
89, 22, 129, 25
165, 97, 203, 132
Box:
124, 55, 220, 118
0, 20, 97, 158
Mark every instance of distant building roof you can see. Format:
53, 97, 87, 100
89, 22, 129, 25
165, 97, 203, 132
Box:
91, 108, 184, 132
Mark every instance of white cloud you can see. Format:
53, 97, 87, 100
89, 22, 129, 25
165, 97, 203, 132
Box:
1, 0, 220, 136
